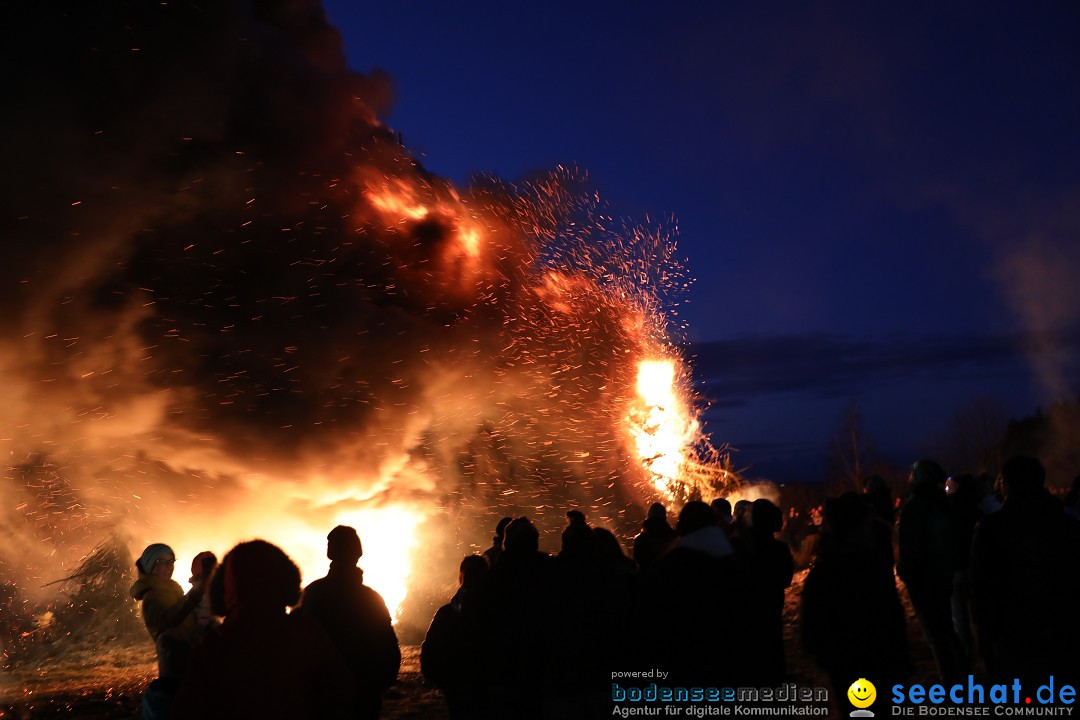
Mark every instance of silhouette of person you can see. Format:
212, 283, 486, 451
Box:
593, 527, 637, 578
970, 456, 1080, 684
631, 502, 676, 570
802, 493, 910, 705
1064, 475, 1080, 522
482, 517, 512, 568
130, 544, 202, 647
711, 497, 733, 534
642, 501, 740, 686
189, 551, 219, 634
296, 526, 401, 720
946, 474, 982, 664
422, 555, 492, 720
487, 517, 551, 720
173, 540, 354, 719
862, 474, 894, 529
548, 511, 625, 718
731, 499, 752, 542
591, 526, 638, 675
558, 510, 596, 563
897, 460, 964, 683
744, 499, 794, 683
130, 544, 205, 719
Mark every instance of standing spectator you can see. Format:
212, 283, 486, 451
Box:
803, 493, 910, 703
130, 543, 204, 719
970, 456, 1080, 684
642, 501, 740, 686
946, 474, 982, 665
422, 555, 492, 720
711, 498, 733, 535
632, 503, 676, 571
730, 500, 753, 546
130, 544, 201, 646
745, 499, 794, 683
188, 551, 219, 634
482, 517, 512, 568
488, 517, 551, 720
897, 460, 964, 684
862, 475, 895, 529
173, 540, 353, 719
296, 526, 401, 720
1063, 475, 1080, 522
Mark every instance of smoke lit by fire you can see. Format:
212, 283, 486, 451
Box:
0, 0, 729, 632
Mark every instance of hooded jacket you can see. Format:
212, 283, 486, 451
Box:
130, 573, 200, 641
677, 524, 734, 558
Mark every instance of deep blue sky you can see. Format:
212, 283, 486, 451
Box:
323, 1, 1080, 481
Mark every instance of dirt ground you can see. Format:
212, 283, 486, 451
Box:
0, 645, 447, 720
1, 571, 938, 719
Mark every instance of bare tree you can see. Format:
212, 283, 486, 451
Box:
826, 399, 877, 493
934, 397, 1006, 476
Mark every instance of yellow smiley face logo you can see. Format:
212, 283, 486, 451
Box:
847, 678, 876, 709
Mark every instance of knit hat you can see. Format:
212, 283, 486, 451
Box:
137, 543, 175, 575
327, 525, 363, 561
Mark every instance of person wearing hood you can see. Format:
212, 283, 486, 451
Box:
173, 540, 354, 720
295, 525, 401, 720
674, 501, 735, 558
631, 503, 677, 570
130, 544, 203, 644
130, 544, 206, 719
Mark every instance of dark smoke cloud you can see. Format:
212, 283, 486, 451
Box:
0, 0, 694, 621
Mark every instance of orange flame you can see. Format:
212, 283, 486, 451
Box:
169, 503, 425, 623
629, 358, 699, 498
360, 175, 488, 285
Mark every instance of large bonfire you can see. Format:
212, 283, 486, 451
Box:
0, 0, 734, 658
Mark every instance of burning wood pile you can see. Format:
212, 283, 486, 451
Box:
2, 533, 144, 672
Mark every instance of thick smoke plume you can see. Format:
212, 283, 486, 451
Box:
0, 0, 716, 630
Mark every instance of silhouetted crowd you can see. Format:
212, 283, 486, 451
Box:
419, 497, 798, 719
128, 454, 1080, 720
419, 455, 1080, 718
131, 527, 399, 720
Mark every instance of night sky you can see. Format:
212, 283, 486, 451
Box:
323, 1, 1080, 481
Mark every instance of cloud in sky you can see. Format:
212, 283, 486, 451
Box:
694, 329, 1078, 407
692, 329, 1080, 480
